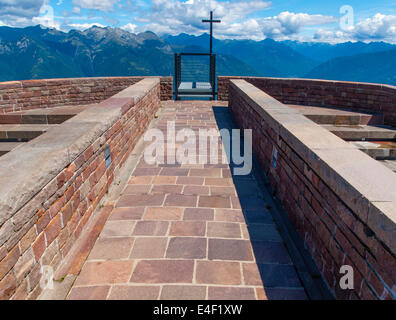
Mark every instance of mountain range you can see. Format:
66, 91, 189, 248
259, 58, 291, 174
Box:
0, 25, 395, 86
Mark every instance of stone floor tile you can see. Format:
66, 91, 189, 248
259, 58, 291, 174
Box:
164, 194, 197, 207
208, 239, 253, 261
144, 207, 183, 220
169, 221, 206, 236
152, 176, 177, 184
128, 176, 153, 185
130, 237, 168, 259
160, 285, 206, 300
108, 207, 144, 221
88, 237, 134, 260
100, 220, 136, 237
243, 263, 301, 287
124, 185, 151, 195
75, 260, 134, 286
196, 261, 241, 285
117, 194, 165, 207
160, 168, 189, 176
67, 286, 110, 300
198, 196, 231, 208
183, 185, 210, 196
108, 285, 160, 300
130, 260, 194, 283
204, 178, 233, 186
132, 221, 169, 236
207, 222, 242, 238
151, 185, 183, 194
176, 177, 204, 185
183, 208, 214, 221
166, 237, 207, 259
133, 168, 161, 176
215, 209, 245, 222
208, 287, 256, 300
210, 186, 236, 196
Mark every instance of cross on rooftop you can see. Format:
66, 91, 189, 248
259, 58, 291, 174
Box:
202, 11, 221, 54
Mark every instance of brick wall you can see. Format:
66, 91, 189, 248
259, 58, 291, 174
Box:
229, 80, 396, 300
0, 78, 161, 300
0, 76, 172, 114
218, 76, 396, 127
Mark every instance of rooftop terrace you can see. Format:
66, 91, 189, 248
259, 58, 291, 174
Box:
0, 76, 394, 300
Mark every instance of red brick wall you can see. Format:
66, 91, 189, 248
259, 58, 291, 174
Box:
219, 76, 396, 127
229, 82, 396, 300
0, 76, 172, 114
0, 81, 161, 300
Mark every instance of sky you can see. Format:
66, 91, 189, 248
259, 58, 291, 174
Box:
0, 0, 396, 43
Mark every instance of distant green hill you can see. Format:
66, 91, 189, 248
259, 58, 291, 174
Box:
306, 49, 396, 86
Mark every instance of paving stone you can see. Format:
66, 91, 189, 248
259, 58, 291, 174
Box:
133, 168, 161, 176
124, 185, 151, 195
183, 186, 210, 196
129, 176, 153, 185
215, 209, 245, 222
196, 261, 241, 285
208, 287, 256, 300
208, 239, 254, 261
198, 196, 231, 208
190, 168, 222, 177
183, 208, 214, 221
251, 241, 292, 264
152, 176, 177, 184
160, 168, 189, 176
88, 237, 135, 260
176, 177, 204, 185
75, 260, 135, 286
164, 194, 197, 207
67, 286, 110, 300
207, 222, 242, 238
205, 178, 233, 186
243, 263, 301, 287
210, 186, 236, 196
117, 194, 165, 207
151, 185, 183, 194
109, 207, 144, 220
160, 285, 206, 300
258, 288, 308, 300
169, 221, 206, 236
133, 221, 169, 236
100, 220, 136, 237
144, 207, 183, 220
130, 260, 194, 283
108, 286, 160, 300
245, 224, 282, 242
166, 237, 207, 259
130, 237, 168, 259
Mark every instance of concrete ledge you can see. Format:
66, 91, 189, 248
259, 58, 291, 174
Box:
229, 79, 396, 300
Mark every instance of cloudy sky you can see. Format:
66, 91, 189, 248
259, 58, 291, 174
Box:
0, 0, 396, 43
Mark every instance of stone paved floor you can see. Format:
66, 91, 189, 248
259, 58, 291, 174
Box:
67, 101, 307, 300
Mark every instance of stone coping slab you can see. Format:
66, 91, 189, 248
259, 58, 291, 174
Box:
0, 77, 160, 226
230, 79, 396, 253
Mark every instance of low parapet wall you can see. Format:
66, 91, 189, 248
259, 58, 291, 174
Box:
229, 79, 396, 300
0, 76, 172, 114
219, 76, 396, 127
0, 78, 161, 299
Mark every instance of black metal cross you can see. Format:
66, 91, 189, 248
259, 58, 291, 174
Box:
202, 11, 221, 54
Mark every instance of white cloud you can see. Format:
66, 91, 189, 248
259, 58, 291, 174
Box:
69, 22, 106, 30
121, 23, 137, 33
353, 14, 396, 40
72, 0, 120, 12
313, 14, 396, 43
137, 0, 271, 36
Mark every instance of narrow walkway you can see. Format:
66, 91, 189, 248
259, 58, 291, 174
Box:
67, 101, 307, 300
